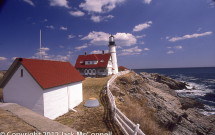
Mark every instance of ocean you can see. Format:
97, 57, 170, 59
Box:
133, 67, 215, 116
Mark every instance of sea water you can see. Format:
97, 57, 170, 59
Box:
133, 67, 215, 116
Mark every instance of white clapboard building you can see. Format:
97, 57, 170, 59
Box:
75, 35, 118, 77
0, 58, 85, 119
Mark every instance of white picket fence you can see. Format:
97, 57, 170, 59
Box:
106, 70, 145, 135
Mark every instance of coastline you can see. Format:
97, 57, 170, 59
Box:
133, 67, 215, 116
110, 71, 215, 134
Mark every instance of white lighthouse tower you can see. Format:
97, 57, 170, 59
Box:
109, 35, 118, 74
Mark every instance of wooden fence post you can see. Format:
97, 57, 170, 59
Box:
112, 96, 117, 118
134, 124, 140, 135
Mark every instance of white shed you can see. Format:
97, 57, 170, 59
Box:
0, 58, 85, 119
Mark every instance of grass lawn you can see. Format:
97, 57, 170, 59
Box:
56, 76, 114, 133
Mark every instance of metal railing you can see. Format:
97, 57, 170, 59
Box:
106, 71, 145, 135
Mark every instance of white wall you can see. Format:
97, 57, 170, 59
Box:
43, 81, 83, 119
68, 81, 83, 109
3, 65, 44, 115
107, 57, 113, 76
43, 85, 69, 120
109, 45, 118, 74
3, 65, 83, 120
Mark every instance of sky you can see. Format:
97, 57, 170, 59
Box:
0, 0, 215, 70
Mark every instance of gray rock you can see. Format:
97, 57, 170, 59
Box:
129, 87, 138, 93
110, 72, 215, 135
118, 96, 125, 102
140, 72, 187, 90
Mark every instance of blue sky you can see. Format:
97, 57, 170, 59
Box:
0, 0, 215, 70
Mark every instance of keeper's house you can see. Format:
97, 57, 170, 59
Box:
75, 35, 118, 77
0, 58, 84, 119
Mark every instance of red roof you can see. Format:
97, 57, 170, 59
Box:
118, 66, 128, 70
0, 58, 85, 89
75, 53, 111, 69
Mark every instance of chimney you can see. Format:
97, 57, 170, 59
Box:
85, 52, 87, 55
102, 50, 104, 54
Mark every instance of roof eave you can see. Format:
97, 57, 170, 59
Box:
0, 58, 21, 88
43, 79, 85, 90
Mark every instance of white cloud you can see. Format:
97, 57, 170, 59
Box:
78, 35, 83, 38
43, 19, 48, 22
0, 57, 7, 61
31, 47, 72, 61
136, 35, 146, 39
167, 46, 172, 49
23, 0, 35, 6
41, 54, 71, 61
46, 25, 54, 29
91, 15, 101, 23
106, 15, 114, 19
133, 21, 152, 32
167, 50, 174, 54
81, 31, 109, 45
90, 50, 109, 54
174, 45, 183, 49
209, 1, 215, 7
79, 0, 125, 13
139, 41, 145, 45
69, 10, 85, 17
59, 45, 64, 48
119, 46, 142, 56
75, 44, 88, 51
68, 34, 75, 39
35, 47, 50, 58
165, 36, 170, 40
90, 15, 114, 23
82, 31, 137, 46
49, 0, 69, 8
116, 46, 122, 49
60, 26, 68, 31
143, 0, 152, 4
169, 31, 213, 42
144, 48, 150, 51
114, 33, 137, 46
11, 57, 17, 60
197, 27, 202, 32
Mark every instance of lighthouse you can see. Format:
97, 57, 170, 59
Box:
108, 35, 118, 74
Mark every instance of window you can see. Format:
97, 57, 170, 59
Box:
80, 61, 83, 63
89, 70, 91, 73
93, 69, 96, 73
100, 60, 104, 62
93, 61, 98, 64
21, 69, 23, 77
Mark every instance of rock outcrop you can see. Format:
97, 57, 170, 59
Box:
110, 71, 215, 135
140, 72, 187, 90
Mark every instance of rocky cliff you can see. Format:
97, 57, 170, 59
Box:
109, 71, 215, 135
